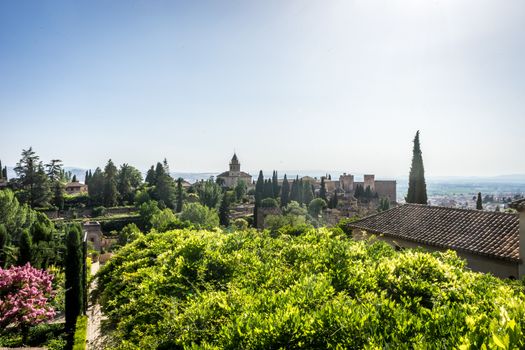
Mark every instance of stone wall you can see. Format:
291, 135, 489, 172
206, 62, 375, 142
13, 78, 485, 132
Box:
374, 180, 397, 202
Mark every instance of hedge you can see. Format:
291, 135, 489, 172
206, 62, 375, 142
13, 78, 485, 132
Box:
96, 228, 525, 349
72, 315, 88, 350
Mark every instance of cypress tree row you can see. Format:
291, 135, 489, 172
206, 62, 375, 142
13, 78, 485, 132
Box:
65, 224, 83, 332
263, 179, 274, 199
280, 175, 290, 207
476, 192, 483, 210
406, 131, 428, 204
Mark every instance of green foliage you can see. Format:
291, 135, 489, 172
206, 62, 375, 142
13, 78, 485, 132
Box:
96, 228, 525, 349
406, 130, 428, 204
72, 315, 88, 350
117, 164, 143, 204
234, 179, 247, 202
280, 175, 290, 207
336, 216, 360, 235
308, 198, 327, 217
264, 214, 308, 235
179, 202, 219, 229
176, 178, 184, 213
378, 197, 390, 212
92, 206, 107, 217
232, 218, 249, 230
0, 322, 67, 348
319, 176, 327, 201
477, 192, 483, 210
14, 147, 52, 208
17, 229, 32, 265
133, 189, 151, 207
139, 200, 161, 231
0, 224, 7, 267
0, 188, 34, 238
65, 224, 83, 332
218, 192, 230, 227
150, 208, 182, 233
118, 223, 143, 246
260, 198, 279, 208
196, 180, 223, 209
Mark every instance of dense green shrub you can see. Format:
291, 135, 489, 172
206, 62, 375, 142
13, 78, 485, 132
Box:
0, 322, 66, 348
72, 316, 88, 350
100, 216, 143, 234
91, 206, 107, 217
96, 228, 525, 349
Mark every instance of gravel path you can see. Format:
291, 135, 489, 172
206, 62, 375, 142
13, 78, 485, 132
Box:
87, 262, 106, 349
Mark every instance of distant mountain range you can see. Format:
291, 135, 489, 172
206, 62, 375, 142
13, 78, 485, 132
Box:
5, 166, 525, 185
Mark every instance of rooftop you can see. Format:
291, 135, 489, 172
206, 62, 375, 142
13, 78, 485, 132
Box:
348, 204, 519, 262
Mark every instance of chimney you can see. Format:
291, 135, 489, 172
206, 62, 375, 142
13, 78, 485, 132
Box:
510, 199, 525, 277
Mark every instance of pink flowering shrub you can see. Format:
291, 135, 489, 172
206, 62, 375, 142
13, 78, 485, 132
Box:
0, 263, 56, 330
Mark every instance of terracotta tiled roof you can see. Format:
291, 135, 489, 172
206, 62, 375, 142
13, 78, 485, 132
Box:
65, 182, 86, 188
217, 171, 252, 178
348, 204, 520, 262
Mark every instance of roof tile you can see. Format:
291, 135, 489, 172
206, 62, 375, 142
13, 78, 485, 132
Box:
348, 204, 520, 262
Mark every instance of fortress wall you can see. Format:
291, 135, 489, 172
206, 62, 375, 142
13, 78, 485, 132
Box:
374, 180, 397, 202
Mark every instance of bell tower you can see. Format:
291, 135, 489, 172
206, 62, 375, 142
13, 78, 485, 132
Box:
229, 153, 240, 176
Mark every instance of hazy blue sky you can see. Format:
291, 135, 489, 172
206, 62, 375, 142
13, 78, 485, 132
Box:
1, 0, 524, 176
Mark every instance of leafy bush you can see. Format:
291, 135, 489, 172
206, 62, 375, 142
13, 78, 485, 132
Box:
0, 322, 66, 348
232, 218, 249, 230
91, 206, 107, 217
100, 216, 143, 234
96, 228, 525, 349
260, 198, 279, 208
72, 315, 88, 350
179, 203, 219, 229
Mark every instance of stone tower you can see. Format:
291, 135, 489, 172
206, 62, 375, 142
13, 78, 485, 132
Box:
339, 173, 355, 192
229, 153, 240, 176
364, 174, 375, 191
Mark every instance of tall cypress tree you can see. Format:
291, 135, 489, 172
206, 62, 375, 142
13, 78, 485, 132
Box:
0, 160, 2, 179
176, 178, 184, 213
406, 131, 428, 204
219, 193, 230, 227
65, 224, 83, 332
476, 192, 483, 210
290, 177, 299, 203
303, 181, 314, 205
18, 229, 32, 266
272, 170, 279, 199
263, 179, 274, 199
2, 166, 7, 180
145, 166, 156, 185
280, 175, 290, 207
254, 171, 264, 227
319, 177, 327, 201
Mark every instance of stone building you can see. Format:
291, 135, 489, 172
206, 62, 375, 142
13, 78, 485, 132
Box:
216, 153, 252, 188
348, 203, 524, 278
65, 181, 88, 195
